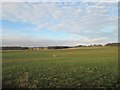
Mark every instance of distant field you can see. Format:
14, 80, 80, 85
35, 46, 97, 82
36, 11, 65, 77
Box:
2, 46, 118, 88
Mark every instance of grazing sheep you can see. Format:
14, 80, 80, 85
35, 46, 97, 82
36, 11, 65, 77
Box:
53, 54, 56, 57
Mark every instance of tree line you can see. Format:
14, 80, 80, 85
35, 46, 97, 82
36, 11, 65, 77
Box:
1, 43, 119, 50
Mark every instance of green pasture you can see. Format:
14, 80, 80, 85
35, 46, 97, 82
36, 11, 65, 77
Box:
2, 46, 118, 88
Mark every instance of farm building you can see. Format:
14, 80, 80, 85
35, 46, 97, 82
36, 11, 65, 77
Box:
29, 47, 47, 50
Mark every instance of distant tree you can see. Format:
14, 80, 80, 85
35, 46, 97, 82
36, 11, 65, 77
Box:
47, 46, 69, 49
105, 43, 120, 46
2, 46, 29, 50
75, 45, 84, 47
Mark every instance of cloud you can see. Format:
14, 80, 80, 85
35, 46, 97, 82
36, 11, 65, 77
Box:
1, 0, 119, 2
2, 31, 109, 47
1, 2, 118, 46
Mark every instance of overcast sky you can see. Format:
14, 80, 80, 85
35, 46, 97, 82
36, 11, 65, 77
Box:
1, 0, 118, 47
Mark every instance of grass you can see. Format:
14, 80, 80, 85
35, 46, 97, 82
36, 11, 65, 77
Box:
2, 46, 118, 88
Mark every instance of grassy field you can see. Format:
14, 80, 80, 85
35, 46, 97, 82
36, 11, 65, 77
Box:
2, 46, 118, 88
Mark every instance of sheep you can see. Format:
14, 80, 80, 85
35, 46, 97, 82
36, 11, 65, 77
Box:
53, 54, 56, 57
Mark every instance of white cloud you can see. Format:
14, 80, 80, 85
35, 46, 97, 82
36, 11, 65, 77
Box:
1, 0, 119, 2
1, 2, 118, 46
2, 31, 109, 47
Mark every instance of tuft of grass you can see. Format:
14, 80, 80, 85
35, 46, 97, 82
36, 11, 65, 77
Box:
17, 71, 40, 88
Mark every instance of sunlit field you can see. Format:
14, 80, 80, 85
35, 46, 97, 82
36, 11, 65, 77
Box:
2, 46, 118, 88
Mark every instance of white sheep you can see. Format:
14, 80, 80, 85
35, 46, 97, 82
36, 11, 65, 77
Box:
53, 54, 56, 57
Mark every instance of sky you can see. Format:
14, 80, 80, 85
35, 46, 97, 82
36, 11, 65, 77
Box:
0, 0, 118, 47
